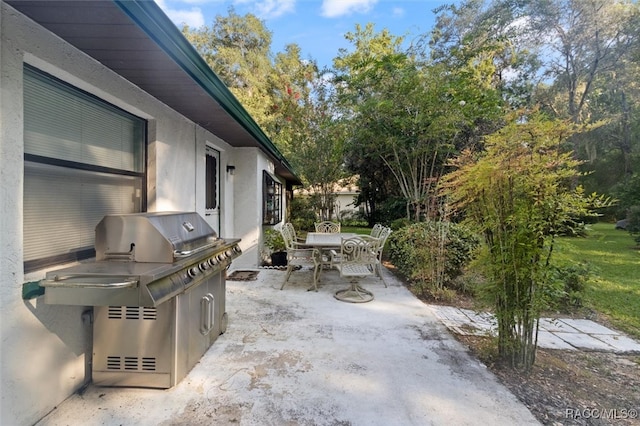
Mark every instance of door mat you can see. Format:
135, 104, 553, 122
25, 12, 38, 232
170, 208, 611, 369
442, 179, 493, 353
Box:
227, 270, 259, 281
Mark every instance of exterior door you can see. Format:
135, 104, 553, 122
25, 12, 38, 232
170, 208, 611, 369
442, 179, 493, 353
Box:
205, 146, 220, 235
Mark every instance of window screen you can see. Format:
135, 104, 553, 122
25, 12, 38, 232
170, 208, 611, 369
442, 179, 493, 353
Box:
23, 66, 146, 272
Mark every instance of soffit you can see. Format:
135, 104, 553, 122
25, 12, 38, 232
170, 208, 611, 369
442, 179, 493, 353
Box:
7, 0, 300, 183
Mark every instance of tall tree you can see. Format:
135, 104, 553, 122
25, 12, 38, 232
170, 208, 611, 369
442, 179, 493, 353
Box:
182, 8, 276, 132
336, 23, 503, 221
582, 57, 640, 186
183, 10, 346, 203
430, 0, 640, 200
442, 113, 611, 371
524, 0, 640, 125
427, 0, 541, 110
270, 52, 347, 219
524, 0, 640, 196
334, 24, 410, 222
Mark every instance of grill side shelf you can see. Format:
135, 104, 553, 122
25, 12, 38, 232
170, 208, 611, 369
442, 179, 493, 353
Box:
40, 276, 139, 289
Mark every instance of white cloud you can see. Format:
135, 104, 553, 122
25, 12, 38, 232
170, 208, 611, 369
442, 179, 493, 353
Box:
321, 0, 377, 18
392, 7, 404, 18
252, 0, 296, 19
155, 0, 205, 28
156, 0, 296, 26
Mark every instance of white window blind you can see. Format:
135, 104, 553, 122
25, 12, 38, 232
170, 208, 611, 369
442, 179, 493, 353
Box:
24, 68, 144, 172
23, 67, 145, 272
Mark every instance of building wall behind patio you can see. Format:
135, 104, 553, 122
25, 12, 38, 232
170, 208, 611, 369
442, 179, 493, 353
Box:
0, 4, 269, 424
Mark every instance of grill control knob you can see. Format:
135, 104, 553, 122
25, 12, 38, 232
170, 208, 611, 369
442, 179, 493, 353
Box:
208, 258, 218, 266
225, 250, 233, 257
187, 267, 199, 278
199, 262, 209, 271
217, 254, 225, 261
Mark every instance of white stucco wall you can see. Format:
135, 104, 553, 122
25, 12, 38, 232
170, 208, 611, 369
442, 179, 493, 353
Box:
335, 192, 360, 216
230, 148, 277, 269
0, 4, 275, 424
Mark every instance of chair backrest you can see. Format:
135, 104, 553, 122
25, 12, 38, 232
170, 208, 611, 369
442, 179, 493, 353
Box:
370, 223, 384, 238
340, 236, 378, 266
279, 224, 296, 250
315, 221, 341, 233
377, 227, 392, 246
375, 227, 392, 256
283, 222, 298, 242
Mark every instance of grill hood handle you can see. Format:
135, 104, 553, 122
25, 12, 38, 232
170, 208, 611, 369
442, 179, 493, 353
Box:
173, 241, 219, 258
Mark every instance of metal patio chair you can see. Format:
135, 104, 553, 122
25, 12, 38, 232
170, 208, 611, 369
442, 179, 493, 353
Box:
372, 226, 392, 287
370, 223, 384, 238
332, 236, 378, 303
279, 225, 322, 291
283, 222, 308, 247
314, 221, 341, 233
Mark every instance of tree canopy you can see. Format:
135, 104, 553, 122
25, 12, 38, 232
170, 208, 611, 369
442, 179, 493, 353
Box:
182, 0, 639, 224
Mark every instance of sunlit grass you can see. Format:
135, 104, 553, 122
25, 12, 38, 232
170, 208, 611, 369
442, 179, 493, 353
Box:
554, 223, 640, 339
340, 226, 371, 235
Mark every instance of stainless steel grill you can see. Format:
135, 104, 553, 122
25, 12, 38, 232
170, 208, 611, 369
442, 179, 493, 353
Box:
40, 212, 241, 388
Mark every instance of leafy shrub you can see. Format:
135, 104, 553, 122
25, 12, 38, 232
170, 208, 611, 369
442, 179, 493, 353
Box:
450, 265, 487, 297
546, 263, 591, 310
556, 218, 588, 237
387, 221, 479, 298
290, 196, 316, 231
340, 212, 368, 227
263, 228, 286, 252
390, 218, 412, 230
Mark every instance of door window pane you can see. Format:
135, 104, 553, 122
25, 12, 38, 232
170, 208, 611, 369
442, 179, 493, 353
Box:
206, 152, 218, 210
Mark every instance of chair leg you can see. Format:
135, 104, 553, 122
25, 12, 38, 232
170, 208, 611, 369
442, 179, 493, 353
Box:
377, 262, 387, 287
281, 264, 294, 290
311, 264, 320, 292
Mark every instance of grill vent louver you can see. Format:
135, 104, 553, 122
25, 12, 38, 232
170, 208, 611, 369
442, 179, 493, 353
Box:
107, 306, 122, 319
124, 357, 138, 370
105, 355, 157, 372
142, 307, 157, 320
125, 307, 139, 319
107, 306, 158, 320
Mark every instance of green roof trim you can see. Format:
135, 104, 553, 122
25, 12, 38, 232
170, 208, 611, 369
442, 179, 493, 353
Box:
113, 0, 298, 180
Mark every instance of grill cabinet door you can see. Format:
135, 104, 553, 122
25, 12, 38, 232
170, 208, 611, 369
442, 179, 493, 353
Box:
93, 302, 175, 388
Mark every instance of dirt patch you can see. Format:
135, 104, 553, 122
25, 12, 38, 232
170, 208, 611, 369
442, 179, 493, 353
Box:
457, 335, 640, 425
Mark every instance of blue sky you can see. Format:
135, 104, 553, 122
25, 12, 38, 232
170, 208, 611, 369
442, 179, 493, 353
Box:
156, 0, 455, 70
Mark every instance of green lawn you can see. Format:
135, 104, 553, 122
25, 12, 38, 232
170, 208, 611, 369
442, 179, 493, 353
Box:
555, 223, 640, 339
340, 226, 371, 235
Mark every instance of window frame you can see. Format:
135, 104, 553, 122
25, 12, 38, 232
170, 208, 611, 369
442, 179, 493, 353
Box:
23, 65, 147, 273
262, 171, 282, 225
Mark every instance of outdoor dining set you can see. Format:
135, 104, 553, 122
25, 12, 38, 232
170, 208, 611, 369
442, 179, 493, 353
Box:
278, 221, 392, 303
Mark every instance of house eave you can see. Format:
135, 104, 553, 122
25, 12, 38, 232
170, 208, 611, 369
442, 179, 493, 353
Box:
6, 0, 301, 184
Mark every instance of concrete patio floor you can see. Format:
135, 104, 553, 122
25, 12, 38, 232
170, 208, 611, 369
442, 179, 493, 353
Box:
36, 266, 541, 426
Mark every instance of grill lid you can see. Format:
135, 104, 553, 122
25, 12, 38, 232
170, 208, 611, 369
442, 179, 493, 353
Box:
95, 212, 219, 263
